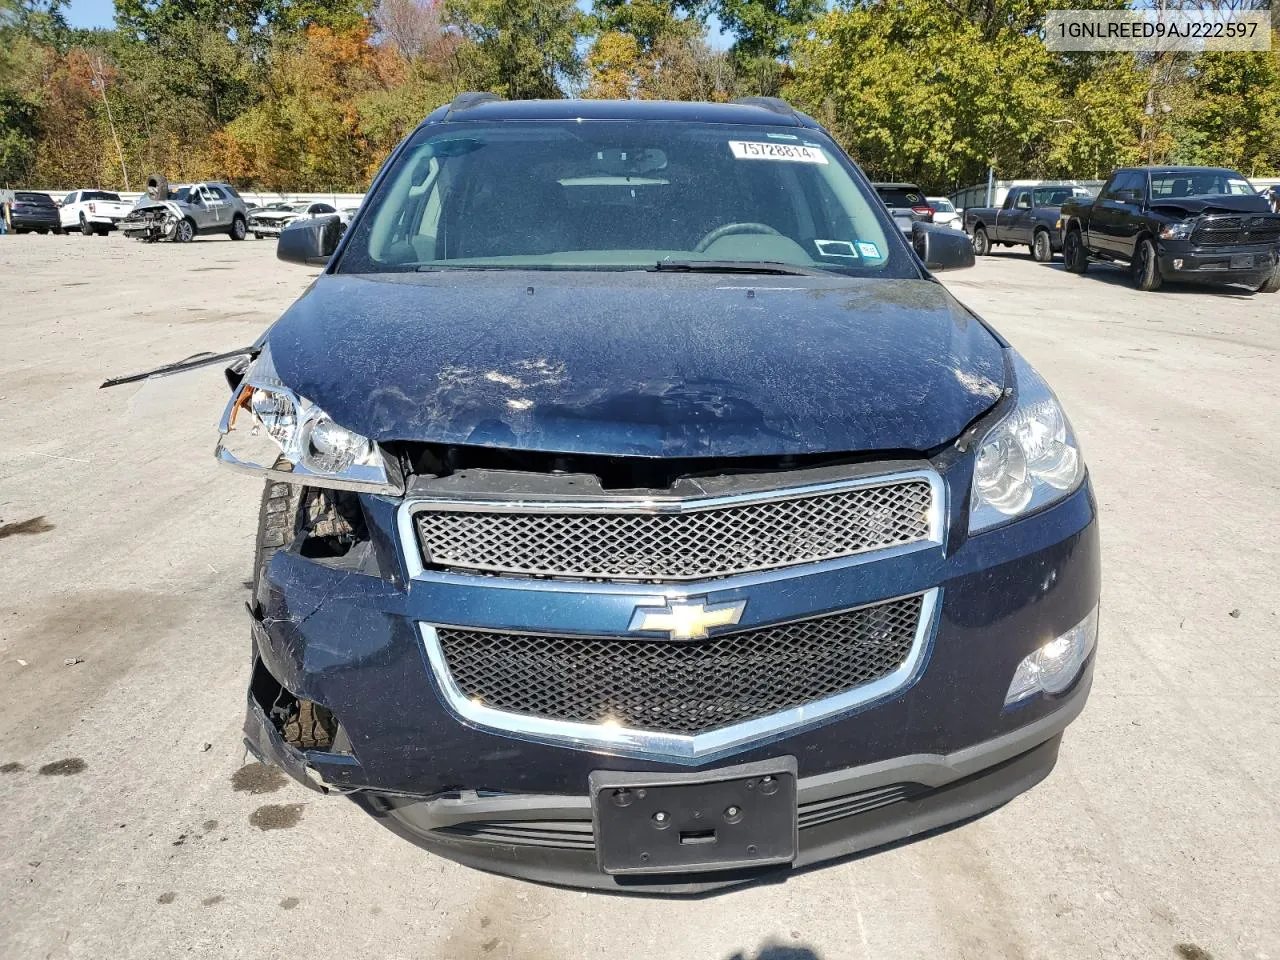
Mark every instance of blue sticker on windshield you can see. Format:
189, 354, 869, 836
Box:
856, 241, 881, 259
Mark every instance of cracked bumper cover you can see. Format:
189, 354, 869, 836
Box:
243, 475, 1099, 890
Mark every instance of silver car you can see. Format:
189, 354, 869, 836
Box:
122, 180, 251, 242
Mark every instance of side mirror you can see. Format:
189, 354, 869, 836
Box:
278, 214, 343, 266
912, 222, 975, 272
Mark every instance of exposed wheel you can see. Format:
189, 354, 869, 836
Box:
229, 215, 247, 240
1256, 265, 1280, 294
1132, 237, 1162, 291
281, 699, 337, 750
79, 214, 93, 236
174, 218, 195, 243
251, 471, 303, 614
1032, 229, 1053, 262
972, 226, 991, 256
1063, 228, 1089, 274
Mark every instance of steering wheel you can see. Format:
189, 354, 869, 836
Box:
694, 222, 783, 253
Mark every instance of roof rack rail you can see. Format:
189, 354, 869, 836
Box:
447, 92, 504, 115
730, 96, 797, 116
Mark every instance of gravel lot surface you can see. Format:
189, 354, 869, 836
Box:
1, 234, 1276, 960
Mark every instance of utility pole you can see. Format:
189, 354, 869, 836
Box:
90, 56, 130, 192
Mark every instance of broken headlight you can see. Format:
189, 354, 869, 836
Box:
1159, 221, 1194, 241
216, 347, 400, 494
968, 351, 1085, 533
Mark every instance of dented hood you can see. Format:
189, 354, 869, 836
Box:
264, 271, 1005, 458
1150, 194, 1272, 216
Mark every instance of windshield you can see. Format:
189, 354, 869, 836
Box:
16, 192, 52, 204
1149, 171, 1255, 198
339, 121, 907, 276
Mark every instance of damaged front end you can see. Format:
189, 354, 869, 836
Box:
121, 202, 180, 242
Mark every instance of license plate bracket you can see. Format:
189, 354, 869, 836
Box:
590, 758, 798, 876
1230, 254, 1254, 269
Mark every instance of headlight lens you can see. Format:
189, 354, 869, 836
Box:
216, 346, 398, 493
1159, 221, 1193, 240
1005, 607, 1098, 705
969, 352, 1084, 532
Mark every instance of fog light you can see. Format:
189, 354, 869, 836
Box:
1173, 259, 1183, 270
1004, 607, 1098, 706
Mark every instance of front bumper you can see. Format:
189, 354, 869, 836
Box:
249, 221, 287, 236
1158, 239, 1277, 285
243, 466, 1099, 890
250, 673, 1086, 893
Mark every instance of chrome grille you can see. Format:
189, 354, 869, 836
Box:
432, 594, 924, 736
1190, 214, 1280, 246
413, 475, 936, 581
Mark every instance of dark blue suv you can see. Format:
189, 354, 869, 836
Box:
217, 95, 1100, 893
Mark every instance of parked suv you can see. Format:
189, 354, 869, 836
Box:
188, 95, 1099, 893
121, 177, 251, 242
872, 182, 933, 234
9, 191, 60, 234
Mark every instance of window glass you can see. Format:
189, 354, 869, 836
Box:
1149, 170, 1256, 198
342, 120, 909, 276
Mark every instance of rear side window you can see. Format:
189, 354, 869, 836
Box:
876, 187, 925, 207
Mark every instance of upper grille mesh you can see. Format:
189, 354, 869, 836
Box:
414, 477, 934, 581
1189, 214, 1280, 246
433, 594, 923, 736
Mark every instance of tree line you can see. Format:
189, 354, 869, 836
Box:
2, 0, 1278, 196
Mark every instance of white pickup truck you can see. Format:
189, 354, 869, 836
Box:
59, 190, 135, 235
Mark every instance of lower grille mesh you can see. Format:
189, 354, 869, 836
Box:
434, 594, 923, 736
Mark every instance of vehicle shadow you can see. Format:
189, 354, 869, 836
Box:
1064, 261, 1260, 298
726, 946, 821, 960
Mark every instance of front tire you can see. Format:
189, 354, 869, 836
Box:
229, 215, 247, 240
1032, 229, 1053, 262
1132, 237, 1162, 291
1256, 265, 1280, 294
174, 218, 195, 243
1063, 228, 1089, 274
251, 473, 302, 615
972, 226, 991, 256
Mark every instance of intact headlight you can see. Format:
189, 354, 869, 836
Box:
216, 346, 399, 494
1159, 221, 1194, 240
969, 352, 1084, 533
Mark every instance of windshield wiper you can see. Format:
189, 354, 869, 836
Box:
650, 259, 832, 277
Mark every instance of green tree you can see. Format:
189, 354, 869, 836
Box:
446, 0, 585, 98
1174, 39, 1280, 176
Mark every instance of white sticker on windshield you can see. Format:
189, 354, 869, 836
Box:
729, 140, 828, 164
856, 241, 882, 259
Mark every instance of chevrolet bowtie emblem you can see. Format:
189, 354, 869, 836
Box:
628, 598, 747, 640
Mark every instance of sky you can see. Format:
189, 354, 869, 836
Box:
64, 0, 732, 47
64, 0, 115, 29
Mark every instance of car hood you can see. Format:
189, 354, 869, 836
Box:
1150, 194, 1272, 216
264, 271, 1006, 458
251, 211, 298, 221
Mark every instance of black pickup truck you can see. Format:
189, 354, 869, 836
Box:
965, 185, 1093, 262
1060, 166, 1280, 292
